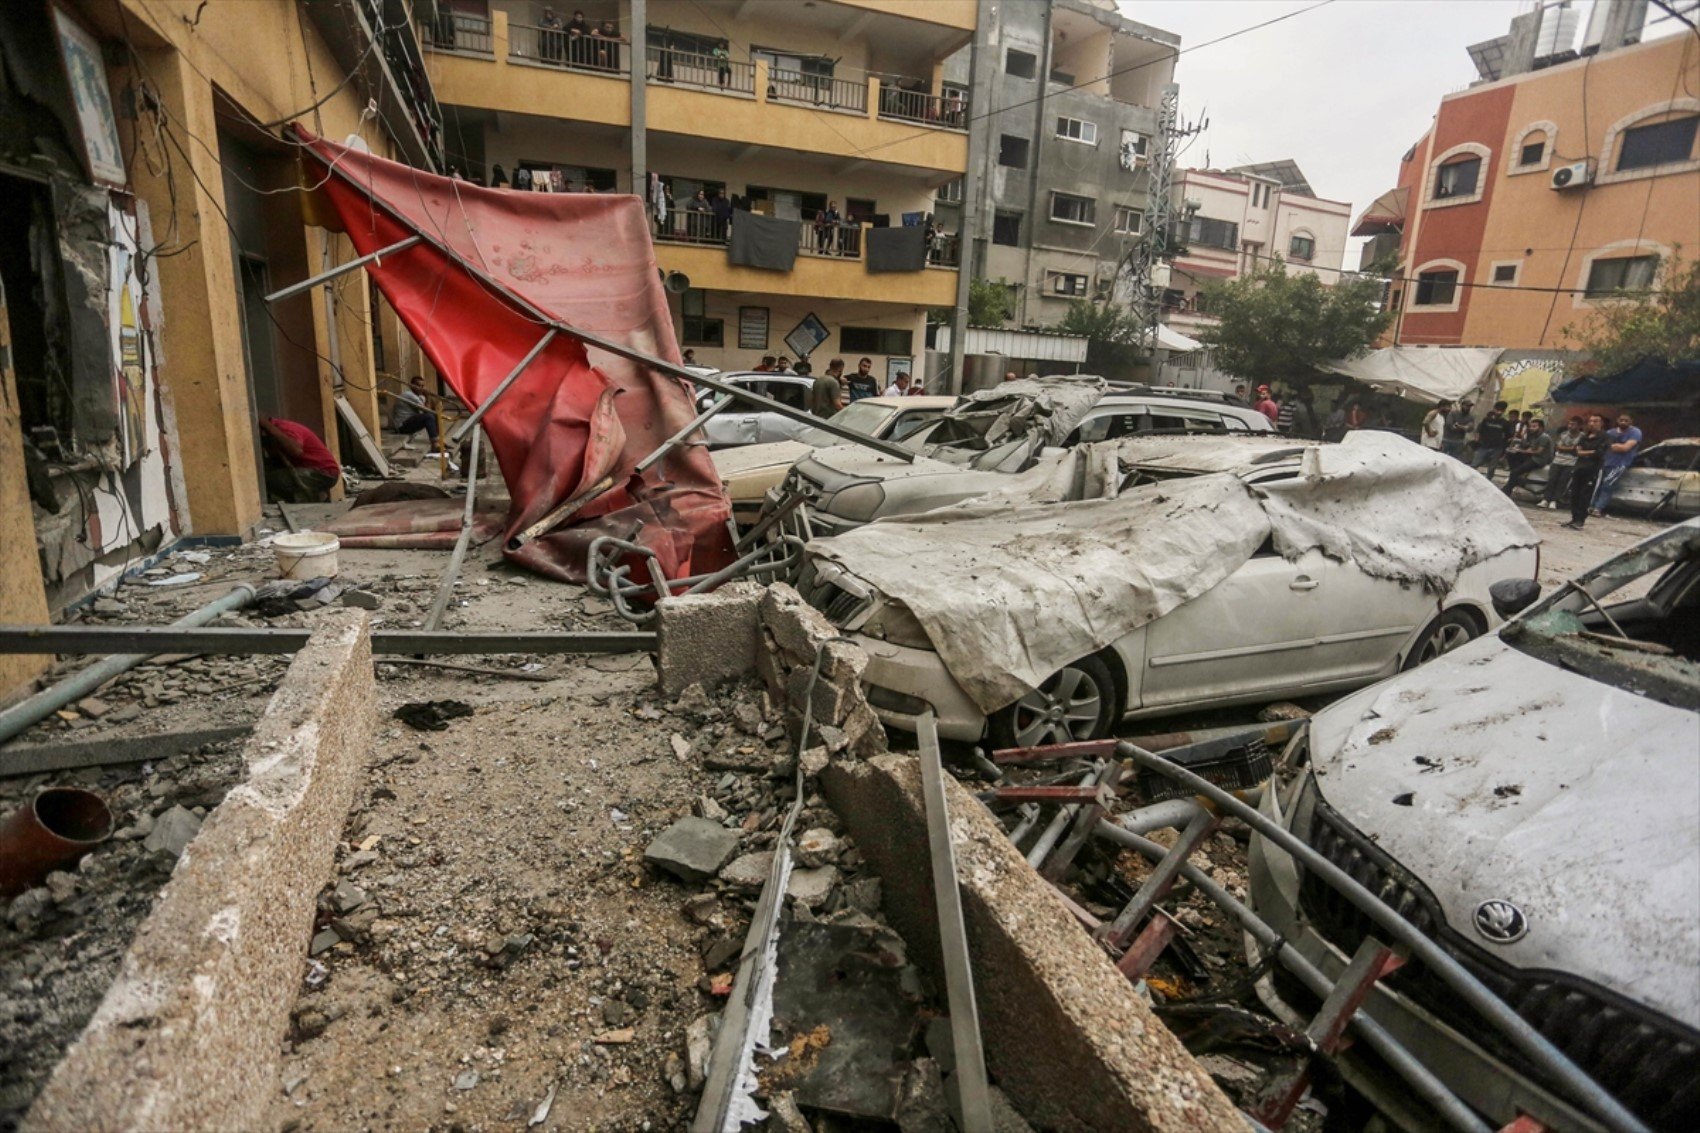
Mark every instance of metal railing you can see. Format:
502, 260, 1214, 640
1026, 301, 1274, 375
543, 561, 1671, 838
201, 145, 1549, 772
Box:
419, 12, 493, 54
508, 23, 630, 75
655, 208, 727, 246
646, 47, 755, 94
801, 220, 862, 259
928, 232, 961, 268
878, 86, 968, 129
766, 69, 867, 113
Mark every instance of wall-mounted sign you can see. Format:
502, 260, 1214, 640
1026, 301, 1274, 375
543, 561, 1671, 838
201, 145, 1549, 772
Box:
738, 306, 769, 351
784, 312, 829, 360
53, 4, 125, 189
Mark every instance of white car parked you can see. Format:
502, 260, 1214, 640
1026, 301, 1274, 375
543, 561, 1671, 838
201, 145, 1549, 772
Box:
793, 434, 1540, 745
1250, 519, 1699, 1132
693, 371, 815, 448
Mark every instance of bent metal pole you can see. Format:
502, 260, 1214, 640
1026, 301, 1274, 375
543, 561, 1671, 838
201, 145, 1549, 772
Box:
0, 584, 257, 746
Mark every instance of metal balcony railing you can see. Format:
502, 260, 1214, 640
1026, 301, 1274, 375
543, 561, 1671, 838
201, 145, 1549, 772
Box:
646, 47, 755, 95
508, 23, 630, 75
655, 209, 728, 246
927, 232, 961, 268
419, 12, 493, 54
801, 220, 863, 259
878, 86, 968, 129
766, 69, 867, 113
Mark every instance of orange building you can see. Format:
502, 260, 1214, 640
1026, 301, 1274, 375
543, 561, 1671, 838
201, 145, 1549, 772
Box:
1358, 20, 1700, 383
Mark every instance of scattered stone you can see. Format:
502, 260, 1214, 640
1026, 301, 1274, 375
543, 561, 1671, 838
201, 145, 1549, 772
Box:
895, 1058, 952, 1133
143, 805, 202, 858
838, 877, 882, 916
769, 1091, 812, 1133
685, 1014, 718, 1090
340, 588, 383, 610
593, 1028, 635, 1044
309, 927, 341, 956
1257, 701, 1309, 723
702, 935, 742, 972
1198, 1054, 1262, 1087
645, 818, 740, 883
732, 701, 764, 736
393, 700, 475, 732
602, 1000, 633, 1027
795, 828, 840, 869
105, 704, 142, 725
8, 887, 52, 929
75, 697, 111, 719
43, 871, 78, 904
682, 893, 720, 926
799, 746, 829, 779
454, 1069, 480, 1091
330, 880, 369, 914
663, 1051, 689, 1093
696, 796, 729, 824
786, 866, 838, 910
717, 851, 774, 892
91, 598, 127, 616
670, 733, 694, 761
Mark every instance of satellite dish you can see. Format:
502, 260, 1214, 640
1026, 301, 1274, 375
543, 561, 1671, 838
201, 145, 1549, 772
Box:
665, 271, 691, 293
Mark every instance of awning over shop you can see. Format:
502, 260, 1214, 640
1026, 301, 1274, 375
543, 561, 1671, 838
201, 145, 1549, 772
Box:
1351, 187, 1408, 237
1152, 323, 1202, 352
1550, 359, 1700, 407
1320, 346, 1504, 404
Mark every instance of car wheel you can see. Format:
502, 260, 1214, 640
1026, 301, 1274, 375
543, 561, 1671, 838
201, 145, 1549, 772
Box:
988, 654, 1117, 749
1402, 609, 1479, 671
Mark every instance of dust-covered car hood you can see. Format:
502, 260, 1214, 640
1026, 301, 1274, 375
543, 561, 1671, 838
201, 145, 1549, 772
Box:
1307, 633, 1700, 1030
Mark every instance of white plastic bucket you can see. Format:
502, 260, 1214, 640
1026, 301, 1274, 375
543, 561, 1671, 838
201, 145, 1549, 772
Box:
273, 531, 341, 580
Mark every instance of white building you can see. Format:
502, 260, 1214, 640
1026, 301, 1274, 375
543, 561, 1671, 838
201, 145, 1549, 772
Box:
1165, 162, 1352, 344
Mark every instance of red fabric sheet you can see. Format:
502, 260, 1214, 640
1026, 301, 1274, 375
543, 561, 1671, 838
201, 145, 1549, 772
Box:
292, 130, 732, 584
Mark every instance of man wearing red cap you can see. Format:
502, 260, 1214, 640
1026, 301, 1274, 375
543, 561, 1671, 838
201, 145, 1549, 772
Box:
1253, 384, 1279, 426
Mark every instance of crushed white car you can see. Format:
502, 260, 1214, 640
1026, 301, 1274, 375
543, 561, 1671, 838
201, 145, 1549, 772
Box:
794, 433, 1541, 744
1249, 518, 1700, 1132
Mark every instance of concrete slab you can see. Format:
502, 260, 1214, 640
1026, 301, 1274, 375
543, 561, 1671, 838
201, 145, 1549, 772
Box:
656, 581, 764, 698
821, 754, 1242, 1132
24, 612, 375, 1133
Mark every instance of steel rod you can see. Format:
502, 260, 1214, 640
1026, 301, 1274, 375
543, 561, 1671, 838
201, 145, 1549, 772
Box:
263, 235, 421, 304
1093, 819, 1492, 1133
0, 586, 256, 745
289, 131, 915, 464
634, 394, 734, 475
426, 427, 483, 632
1117, 742, 1647, 1133
0, 626, 654, 656
506, 474, 618, 552
917, 712, 994, 1132
446, 329, 558, 447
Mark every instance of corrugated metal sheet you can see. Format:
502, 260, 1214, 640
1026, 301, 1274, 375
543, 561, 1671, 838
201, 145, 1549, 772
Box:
932, 326, 1089, 362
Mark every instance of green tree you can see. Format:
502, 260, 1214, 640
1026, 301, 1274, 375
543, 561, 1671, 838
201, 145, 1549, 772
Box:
1057, 300, 1147, 377
1198, 259, 1390, 385
929, 277, 1017, 328
1565, 254, 1700, 374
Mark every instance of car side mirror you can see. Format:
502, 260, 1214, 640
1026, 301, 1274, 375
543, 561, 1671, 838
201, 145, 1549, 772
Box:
1490, 578, 1542, 619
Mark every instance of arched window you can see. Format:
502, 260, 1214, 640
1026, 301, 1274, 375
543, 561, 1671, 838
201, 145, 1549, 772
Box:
1599, 99, 1700, 184
1425, 143, 1491, 207
1510, 121, 1557, 173
1410, 259, 1467, 312
1288, 229, 1316, 260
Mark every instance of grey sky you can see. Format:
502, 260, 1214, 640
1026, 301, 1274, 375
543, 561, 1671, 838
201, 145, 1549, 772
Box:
1124, 0, 1529, 263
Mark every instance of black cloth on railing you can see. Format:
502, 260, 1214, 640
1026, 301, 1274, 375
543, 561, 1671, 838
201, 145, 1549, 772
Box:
866, 224, 927, 273
728, 211, 800, 271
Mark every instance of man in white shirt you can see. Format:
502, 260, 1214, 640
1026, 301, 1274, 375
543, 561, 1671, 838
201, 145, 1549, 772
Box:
882, 373, 911, 397
390, 376, 438, 449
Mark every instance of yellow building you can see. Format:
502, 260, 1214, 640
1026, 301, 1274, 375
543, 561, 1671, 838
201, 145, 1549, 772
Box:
0, 0, 433, 694
420, 0, 972, 379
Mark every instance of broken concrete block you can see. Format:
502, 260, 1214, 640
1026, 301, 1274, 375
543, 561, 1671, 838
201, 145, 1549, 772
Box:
717, 850, 775, 892
76, 697, 111, 719
787, 866, 839, 910
645, 818, 741, 883
309, 927, 341, 956
759, 584, 838, 663
895, 1058, 953, 1133
686, 1013, 719, 1091
143, 805, 202, 858
330, 880, 368, 914
656, 582, 764, 698
339, 588, 382, 610
795, 828, 840, 868
769, 1092, 812, 1133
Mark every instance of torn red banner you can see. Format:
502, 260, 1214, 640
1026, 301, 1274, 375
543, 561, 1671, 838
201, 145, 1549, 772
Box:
290, 128, 733, 584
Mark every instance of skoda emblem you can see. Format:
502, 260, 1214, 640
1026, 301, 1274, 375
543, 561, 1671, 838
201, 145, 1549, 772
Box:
1473, 899, 1528, 944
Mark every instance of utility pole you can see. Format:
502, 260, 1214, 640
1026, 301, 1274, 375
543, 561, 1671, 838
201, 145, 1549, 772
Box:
1120, 82, 1203, 375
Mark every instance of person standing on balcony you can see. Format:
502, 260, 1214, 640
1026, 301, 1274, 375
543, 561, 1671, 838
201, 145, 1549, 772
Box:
540, 8, 564, 64
591, 21, 620, 71
814, 201, 840, 254
711, 189, 733, 242
713, 41, 731, 87
565, 10, 588, 66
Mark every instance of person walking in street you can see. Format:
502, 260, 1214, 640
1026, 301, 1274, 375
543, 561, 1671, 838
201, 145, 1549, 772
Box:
809, 358, 845, 417
1253, 384, 1279, 425
1503, 418, 1553, 498
1275, 388, 1316, 439
847, 357, 879, 402
1444, 399, 1474, 460
1421, 399, 1451, 450
1539, 415, 1585, 509
1591, 412, 1643, 516
1562, 415, 1609, 529
1471, 401, 1511, 479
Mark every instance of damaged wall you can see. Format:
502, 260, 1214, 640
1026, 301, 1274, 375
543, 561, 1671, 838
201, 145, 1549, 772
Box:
0, 280, 51, 695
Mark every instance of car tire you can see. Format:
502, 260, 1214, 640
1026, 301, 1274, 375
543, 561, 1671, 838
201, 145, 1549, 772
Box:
987, 653, 1118, 750
1401, 608, 1480, 671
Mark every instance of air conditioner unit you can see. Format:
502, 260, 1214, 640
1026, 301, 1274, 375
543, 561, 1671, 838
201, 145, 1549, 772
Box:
1551, 161, 1592, 190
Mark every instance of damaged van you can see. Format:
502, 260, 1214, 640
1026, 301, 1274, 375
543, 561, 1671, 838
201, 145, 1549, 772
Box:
1248, 518, 1700, 1131
793, 433, 1541, 745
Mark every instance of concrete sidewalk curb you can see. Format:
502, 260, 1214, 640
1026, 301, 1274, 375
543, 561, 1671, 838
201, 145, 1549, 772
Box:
822, 754, 1243, 1132
25, 612, 375, 1133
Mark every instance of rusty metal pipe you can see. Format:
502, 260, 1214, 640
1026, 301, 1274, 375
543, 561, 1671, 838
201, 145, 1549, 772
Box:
0, 787, 114, 898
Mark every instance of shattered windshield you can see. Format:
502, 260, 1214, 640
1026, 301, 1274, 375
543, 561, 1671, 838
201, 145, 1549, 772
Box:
1501, 524, 1700, 710
795, 402, 899, 445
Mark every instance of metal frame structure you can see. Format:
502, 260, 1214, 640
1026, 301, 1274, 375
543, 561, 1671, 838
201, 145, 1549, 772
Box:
980, 724, 1651, 1133
0, 626, 653, 655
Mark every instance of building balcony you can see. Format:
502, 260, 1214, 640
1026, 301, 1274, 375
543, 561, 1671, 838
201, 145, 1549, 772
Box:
421, 9, 968, 173
650, 211, 958, 307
